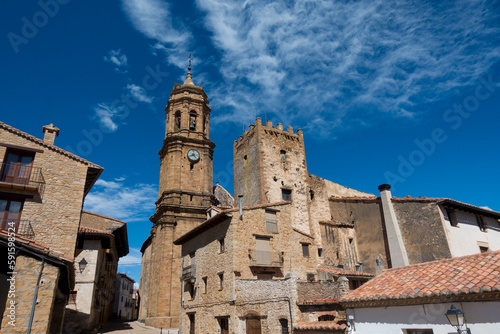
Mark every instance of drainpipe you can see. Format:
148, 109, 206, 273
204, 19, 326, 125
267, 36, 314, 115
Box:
378, 184, 409, 267
27, 258, 45, 334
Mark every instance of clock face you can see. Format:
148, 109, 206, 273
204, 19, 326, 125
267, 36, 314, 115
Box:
187, 149, 200, 162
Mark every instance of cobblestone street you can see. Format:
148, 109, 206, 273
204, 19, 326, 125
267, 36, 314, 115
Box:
99, 321, 170, 333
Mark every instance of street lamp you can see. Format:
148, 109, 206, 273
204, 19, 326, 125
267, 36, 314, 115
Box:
78, 258, 87, 273
445, 305, 471, 334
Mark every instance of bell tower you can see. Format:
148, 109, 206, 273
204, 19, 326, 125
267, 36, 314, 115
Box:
144, 66, 215, 328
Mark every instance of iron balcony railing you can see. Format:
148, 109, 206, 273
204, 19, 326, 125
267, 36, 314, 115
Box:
0, 219, 35, 240
181, 265, 196, 281
0, 162, 45, 194
249, 250, 284, 268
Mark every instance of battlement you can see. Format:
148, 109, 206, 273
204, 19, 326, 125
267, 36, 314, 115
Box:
234, 117, 303, 148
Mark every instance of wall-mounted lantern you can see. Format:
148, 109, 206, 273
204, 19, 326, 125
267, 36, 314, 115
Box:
79, 258, 88, 273
445, 305, 471, 334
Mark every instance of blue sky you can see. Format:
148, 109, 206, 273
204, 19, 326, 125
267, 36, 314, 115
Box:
2, 0, 500, 286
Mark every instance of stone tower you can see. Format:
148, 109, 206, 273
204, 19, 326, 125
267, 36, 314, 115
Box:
144, 70, 215, 328
233, 118, 311, 234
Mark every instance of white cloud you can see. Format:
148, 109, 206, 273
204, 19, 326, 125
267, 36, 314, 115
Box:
195, 0, 500, 135
127, 83, 154, 104
104, 49, 128, 72
84, 179, 157, 223
119, 248, 143, 266
94, 103, 126, 132
121, 0, 192, 68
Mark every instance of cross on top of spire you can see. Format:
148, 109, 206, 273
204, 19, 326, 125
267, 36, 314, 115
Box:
188, 52, 192, 73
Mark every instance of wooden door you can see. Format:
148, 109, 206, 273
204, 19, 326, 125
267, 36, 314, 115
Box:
1, 151, 34, 185
246, 318, 261, 334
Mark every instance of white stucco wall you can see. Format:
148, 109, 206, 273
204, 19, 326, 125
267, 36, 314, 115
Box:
346, 301, 500, 334
439, 206, 500, 257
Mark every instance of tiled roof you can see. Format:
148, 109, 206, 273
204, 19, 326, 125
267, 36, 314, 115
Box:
340, 250, 500, 307
79, 226, 112, 235
294, 321, 347, 331
0, 121, 103, 169
81, 210, 127, 224
329, 196, 500, 218
318, 266, 374, 278
320, 221, 355, 228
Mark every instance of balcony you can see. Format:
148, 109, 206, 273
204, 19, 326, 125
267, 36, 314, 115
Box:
0, 162, 45, 196
0, 219, 35, 240
249, 250, 284, 268
181, 265, 196, 281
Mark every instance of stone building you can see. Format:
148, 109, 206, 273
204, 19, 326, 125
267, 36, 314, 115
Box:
63, 211, 129, 333
173, 202, 363, 333
139, 69, 217, 329
329, 184, 500, 274
140, 70, 500, 333
0, 121, 103, 333
113, 272, 135, 320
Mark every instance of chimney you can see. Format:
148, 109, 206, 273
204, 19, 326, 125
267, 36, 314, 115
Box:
42, 123, 60, 145
378, 184, 409, 268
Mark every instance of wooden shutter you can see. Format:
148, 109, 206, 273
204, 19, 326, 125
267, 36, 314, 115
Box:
246, 318, 261, 334
265, 211, 277, 233
255, 237, 270, 265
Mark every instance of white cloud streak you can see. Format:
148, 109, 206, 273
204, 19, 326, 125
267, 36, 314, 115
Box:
127, 83, 154, 104
93, 103, 126, 132
104, 49, 128, 72
84, 180, 157, 223
195, 0, 500, 134
121, 0, 192, 68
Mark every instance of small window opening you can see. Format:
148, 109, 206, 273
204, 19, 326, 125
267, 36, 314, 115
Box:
175, 111, 181, 130
244, 155, 247, 160
301, 243, 310, 257
349, 238, 353, 244
279, 319, 289, 334
318, 248, 323, 257
218, 273, 224, 290
480, 246, 489, 253
318, 315, 335, 322
189, 111, 197, 130
190, 163, 194, 171
282, 189, 292, 201
310, 190, 315, 200
186, 281, 195, 299
190, 195, 193, 201
202, 277, 207, 293
280, 150, 286, 161
219, 238, 225, 253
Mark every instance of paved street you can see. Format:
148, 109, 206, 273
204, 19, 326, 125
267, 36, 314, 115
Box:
99, 321, 169, 333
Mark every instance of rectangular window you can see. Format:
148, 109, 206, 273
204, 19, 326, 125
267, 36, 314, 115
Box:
318, 248, 323, 257
301, 243, 310, 257
0, 198, 24, 232
218, 317, 229, 334
0, 150, 34, 185
280, 319, 289, 334
188, 314, 195, 334
219, 238, 225, 253
218, 273, 224, 290
480, 246, 489, 253
282, 189, 292, 201
265, 210, 277, 233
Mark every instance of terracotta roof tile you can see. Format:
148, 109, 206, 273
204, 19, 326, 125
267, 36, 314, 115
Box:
294, 321, 347, 331
318, 265, 374, 278
0, 121, 102, 169
297, 298, 338, 304
79, 226, 112, 235
340, 251, 500, 306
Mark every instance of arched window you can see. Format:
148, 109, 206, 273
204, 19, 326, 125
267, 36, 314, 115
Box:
175, 111, 181, 130
189, 111, 197, 131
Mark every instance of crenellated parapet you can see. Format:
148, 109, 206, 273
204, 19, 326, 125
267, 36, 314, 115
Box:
234, 117, 303, 150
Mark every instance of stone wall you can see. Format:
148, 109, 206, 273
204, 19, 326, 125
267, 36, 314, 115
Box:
0, 254, 61, 333
138, 239, 151, 322
0, 127, 90, 258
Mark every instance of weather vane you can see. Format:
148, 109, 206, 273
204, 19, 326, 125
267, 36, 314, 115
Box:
188, 52, 192, 72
